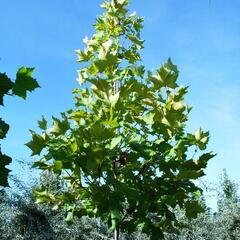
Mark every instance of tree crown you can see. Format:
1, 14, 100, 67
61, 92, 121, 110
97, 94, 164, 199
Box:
28, 1, 215, 239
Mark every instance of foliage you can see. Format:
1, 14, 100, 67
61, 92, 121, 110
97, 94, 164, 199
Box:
3, 171, 240, 240
218, 169, 238, 206
0, 67, 39, 186
27, 0, 214, 239
0, 172, 149, 240
166, 172, 240, 240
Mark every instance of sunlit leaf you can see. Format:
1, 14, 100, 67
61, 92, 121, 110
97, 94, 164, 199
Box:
26, 130, 46, 156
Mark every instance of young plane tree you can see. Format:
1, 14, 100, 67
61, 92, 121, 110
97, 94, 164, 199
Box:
27, 0, 215, 239
0, 67, 39, 187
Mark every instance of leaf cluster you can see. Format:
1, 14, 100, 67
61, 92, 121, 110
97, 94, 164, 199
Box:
0, 173, 149, 240
0, 67, 39, 186
166, 172, 240, 240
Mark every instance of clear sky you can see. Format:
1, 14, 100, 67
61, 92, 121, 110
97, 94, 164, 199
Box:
0, 0, 240, 208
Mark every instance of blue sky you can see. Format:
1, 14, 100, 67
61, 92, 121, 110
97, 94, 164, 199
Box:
0, 0, 240, 207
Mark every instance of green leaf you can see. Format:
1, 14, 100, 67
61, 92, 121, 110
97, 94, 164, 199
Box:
70, 140, 78, 153
172, 101, 185, 111
38, 116, 48, 130
110, 209, 121, 231
195, 128, 210, 150
88, 78, 111, 92
128, 35, 144, 49
12, 67, 40, 99
148, 58, 179, 89
65, 211, 74, 224
116, 0, 128, 5
185, 201, 204, 219
195, 128, 203, 141
94, 52, 118, 73
142, 111, 155, 125
75, 49, 90, 63
102, 39, 113, 50
49, 116, 70, 136
109, 92, 119, 107
76, 69, 89, 85
26, 130, 46, 156
197, 152, 216, 168
34, 188, 54, 204
165, 58, 178, 73
0, 118, 9, 139
0, 72, 14, 105
176, 169, 205, 180
85, 146, 108, 170
53, 160, 63, 171
0, 152, 12, 187
108, 136, 122, 149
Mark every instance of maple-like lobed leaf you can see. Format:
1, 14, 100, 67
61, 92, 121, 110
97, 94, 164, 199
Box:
12, 67, 40, 99
26, 130, 46, 156
38, 116, 48, 130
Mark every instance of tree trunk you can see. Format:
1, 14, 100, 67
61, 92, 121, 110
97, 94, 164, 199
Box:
114, 226, 120, 240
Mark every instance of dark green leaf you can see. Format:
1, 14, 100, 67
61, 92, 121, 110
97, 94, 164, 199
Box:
0, 72, 14, 105
12, 67, 40, 99
0, 152, 12, 187
38, 116, 48, 130
185, 201, 204, 219
0, 118, 9, 139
